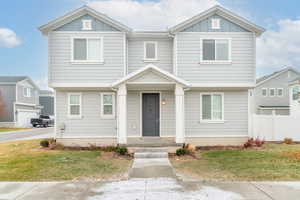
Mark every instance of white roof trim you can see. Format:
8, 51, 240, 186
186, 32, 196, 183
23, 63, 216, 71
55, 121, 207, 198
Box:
111, 64, 190, 87
17, 77, 40, 90
39, 6, 132, 35
256, 67, 300, 87
169, 5, 265, 36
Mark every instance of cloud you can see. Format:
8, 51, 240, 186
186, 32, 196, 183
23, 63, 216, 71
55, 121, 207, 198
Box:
0, 28, 21, 48
87, 0, 220, 30
257, 19, 300, 70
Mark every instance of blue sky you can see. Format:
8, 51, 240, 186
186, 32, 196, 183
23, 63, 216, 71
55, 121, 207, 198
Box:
1, 0, 300, 89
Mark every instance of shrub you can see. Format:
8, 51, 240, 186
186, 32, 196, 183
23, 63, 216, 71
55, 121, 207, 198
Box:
40, 139, 49, 148
48, 138, 56, 145
284, 138, 293, 144
102, 145, 117, 152
116, 146, 128, 156
243, 138, 254, 148
176, 148, 188, 156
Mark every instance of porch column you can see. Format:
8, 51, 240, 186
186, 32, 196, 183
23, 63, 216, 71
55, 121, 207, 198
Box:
175, 84, 185, 143
117, 84, 127, 144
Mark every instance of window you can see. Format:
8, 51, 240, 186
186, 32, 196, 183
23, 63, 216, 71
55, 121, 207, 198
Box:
262, 88, 267, 97
293, 86, 299, 100
101, 93, 115, 118
269, 88, 275, 97
82, 20, 92, 30
200, 93, 224, 122
68, 93, 81, 118
72, 37, 103, 63
23, 87, 31, 97
211, 18, 220, 29
201, 39, 231, 62
144, 41, 157, 61
277, 88, 283, 97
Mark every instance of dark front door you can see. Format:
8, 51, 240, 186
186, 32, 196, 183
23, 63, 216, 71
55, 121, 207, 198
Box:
142, 93, 160, 137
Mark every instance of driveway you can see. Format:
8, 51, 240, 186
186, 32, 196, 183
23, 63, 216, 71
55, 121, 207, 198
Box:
0, 127, 54, 143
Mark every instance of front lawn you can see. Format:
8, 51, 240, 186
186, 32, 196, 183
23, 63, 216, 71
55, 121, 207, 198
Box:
171, 144, 300, 181
0, 128, 30, 133
0, 140, 132, 181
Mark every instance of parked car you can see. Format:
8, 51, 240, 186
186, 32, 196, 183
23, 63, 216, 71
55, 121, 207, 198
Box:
31, 115, 53, 127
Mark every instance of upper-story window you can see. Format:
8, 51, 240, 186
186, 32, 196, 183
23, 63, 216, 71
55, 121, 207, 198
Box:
144, 41, 158, 61
211, 18, 220, 29
277, 88, 283, 97
82, 20, 92, 30
262, 88, 267, 97
23, 87, 31, 98
269, 88, 275, 97
201, 39, 231, 63
72, 37, 104, 63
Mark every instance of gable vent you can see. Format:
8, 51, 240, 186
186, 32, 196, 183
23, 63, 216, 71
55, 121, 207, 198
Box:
211, 18, 220, 29
82, 20, 92, 30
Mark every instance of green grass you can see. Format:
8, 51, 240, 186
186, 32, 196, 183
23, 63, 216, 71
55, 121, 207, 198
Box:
0, 128, 30, 133
171, 144, 300, 181
0, 140, 132, 181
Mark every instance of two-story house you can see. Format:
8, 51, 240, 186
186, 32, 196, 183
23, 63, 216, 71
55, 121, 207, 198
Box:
39, 5, 264, 146
254, 67, 299, 115
0, 76, 41, 127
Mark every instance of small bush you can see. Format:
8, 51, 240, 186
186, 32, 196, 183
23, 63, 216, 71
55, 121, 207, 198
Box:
116, 146, 128, 156
102, 146, 117, 152
48, 138, 56, 145
176, 148, 188, 156
40, 139, 49, 148
284, 138, 293, 144
244, 137, 265, 148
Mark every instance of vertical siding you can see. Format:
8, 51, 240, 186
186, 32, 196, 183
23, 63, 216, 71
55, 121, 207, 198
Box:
185, 90, 248, 137
128, 38, 173, 73
182, 14, 249, 32
127, 91, 175, 137
0, 85, 16, 122
176, 32, 255, 84
49, 32, 125, 84
56, 90, 117, 138
54, 14, 119, 32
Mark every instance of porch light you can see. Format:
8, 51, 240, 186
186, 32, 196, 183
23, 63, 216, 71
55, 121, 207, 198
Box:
161, 99, 166, 105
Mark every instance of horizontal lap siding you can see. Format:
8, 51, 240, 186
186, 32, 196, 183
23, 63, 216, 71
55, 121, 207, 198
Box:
185, 90, 248, 137
0, 85, 15, 122
177, 32, 255, 83
49, 32, 124, 84
128, 38, 173, 73
56, 91, 117, 138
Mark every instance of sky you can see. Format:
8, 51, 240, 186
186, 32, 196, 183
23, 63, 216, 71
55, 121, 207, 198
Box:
1, 0, 300, 89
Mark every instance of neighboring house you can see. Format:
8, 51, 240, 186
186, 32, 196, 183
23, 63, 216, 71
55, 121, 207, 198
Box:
0, 76, 41, 127
289, 76, 300, 117
39, 5, 265, 146
254, 68, 299, 115
39, 90, 54, 117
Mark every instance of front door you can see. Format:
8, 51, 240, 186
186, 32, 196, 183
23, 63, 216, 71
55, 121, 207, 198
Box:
142, 93, 160, 137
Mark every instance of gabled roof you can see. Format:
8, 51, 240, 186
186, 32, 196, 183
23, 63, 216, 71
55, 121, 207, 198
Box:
39, 6, 132, 35
256, 67, 300, 86
111, 64, 190, 87
0, 76, 40, 90
169, 5, 265, 36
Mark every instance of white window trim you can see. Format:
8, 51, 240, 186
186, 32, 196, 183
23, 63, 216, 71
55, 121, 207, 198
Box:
262, 88, 267, 97
211, 18, 221, 29
100, 92, 115, 119
71, 37, 104, 64
277, 88, 283, 97
269, 88, 275, 97
200, 92, 225, 123
23, 87, 31, 98
67, 93, 82, 119
144, 41, 158, 61
200, 38, 232, 64
82, 20, 92, 30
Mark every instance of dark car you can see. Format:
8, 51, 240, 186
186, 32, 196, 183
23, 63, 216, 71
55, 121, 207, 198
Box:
31, 115, 53, 128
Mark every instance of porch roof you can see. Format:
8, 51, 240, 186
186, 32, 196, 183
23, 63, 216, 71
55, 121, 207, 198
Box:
111, 64, 190, 88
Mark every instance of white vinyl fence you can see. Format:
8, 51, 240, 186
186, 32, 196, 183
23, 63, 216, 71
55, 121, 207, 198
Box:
252, 114, 300, 141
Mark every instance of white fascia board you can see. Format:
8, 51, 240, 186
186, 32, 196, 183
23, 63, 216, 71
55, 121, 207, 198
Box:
191, 83, 255, 88
50, 83, 112, 88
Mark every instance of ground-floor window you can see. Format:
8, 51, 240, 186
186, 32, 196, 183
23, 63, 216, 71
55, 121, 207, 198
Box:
200, 93, 224, 122
68, 93, 81, 118
100, 92, 115, 119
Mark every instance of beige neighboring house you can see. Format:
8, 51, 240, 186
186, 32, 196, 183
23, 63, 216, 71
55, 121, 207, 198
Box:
39, 5, 265, 146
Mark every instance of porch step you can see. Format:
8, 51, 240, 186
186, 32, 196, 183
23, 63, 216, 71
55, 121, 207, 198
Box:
133, 147, 168, 158
135, 147, 168, 153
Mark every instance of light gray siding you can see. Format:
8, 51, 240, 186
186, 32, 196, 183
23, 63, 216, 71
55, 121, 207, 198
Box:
49, 32, 125, 84
176, 32, 255, 84
127, 91, 175, 137
185, 90, 248, 137
0, 85, 16, 122
254, 70, 299, 110
16, 81, 39, 105
56, 90, 117, 138
182, 14, 249, 32
128, 38, 173, 73
54, 14, 119, 32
